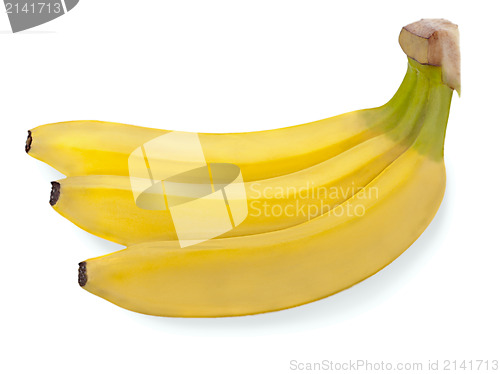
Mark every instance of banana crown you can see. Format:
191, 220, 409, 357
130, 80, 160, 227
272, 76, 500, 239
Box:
399, 18, 460, 95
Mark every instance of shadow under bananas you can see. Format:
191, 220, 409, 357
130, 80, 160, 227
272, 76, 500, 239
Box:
116, 169, 454, 337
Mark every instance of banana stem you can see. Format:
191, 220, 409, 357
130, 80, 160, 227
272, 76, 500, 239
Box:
412, 82, 453, 160
399, 19, 460, 95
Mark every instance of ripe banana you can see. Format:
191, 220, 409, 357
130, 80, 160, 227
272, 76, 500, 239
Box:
50, 61, 429, 245
78, 19, 459, 317
26, 68, 417, 182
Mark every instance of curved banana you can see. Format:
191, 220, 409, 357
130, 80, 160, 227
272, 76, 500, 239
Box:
79, 83, 450, 317
51, 61, 429, 245
79, 18, 459, 317
26, 67, 417, 181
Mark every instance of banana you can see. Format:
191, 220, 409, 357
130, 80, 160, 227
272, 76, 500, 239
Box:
78, 19, 459, 317
50, 60, 429, 245
26, 66, 417, 181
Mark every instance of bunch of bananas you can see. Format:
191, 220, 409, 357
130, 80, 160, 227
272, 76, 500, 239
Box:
27, 19, 460, 317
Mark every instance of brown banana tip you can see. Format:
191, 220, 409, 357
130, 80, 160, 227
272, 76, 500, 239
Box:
78, 262, 87, 287
50, 181, 60, 206
25, 130, 32, 153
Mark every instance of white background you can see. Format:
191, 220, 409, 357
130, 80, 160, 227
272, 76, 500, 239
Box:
1, 1, 499, 373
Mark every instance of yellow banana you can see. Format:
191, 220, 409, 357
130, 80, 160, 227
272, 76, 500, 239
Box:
78, 19, 459, 317
51, 63, 429, 245
26, 67, 417, 181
